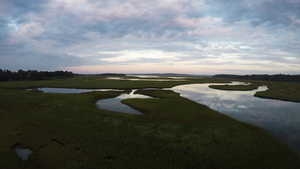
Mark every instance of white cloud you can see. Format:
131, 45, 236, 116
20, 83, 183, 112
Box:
99, 50, 183, 62
0, 0, 299, 74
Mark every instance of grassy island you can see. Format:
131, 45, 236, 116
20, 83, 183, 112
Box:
207, 79, 300, 103
0, 76, 299, 169
208, 84, 259, 91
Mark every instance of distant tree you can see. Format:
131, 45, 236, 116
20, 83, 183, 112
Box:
0, 69, 12, 81
17, 69, 27, 80
0, 69, 75, 82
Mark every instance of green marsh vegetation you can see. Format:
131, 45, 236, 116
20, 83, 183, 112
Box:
213, 74, 300, 103
254, 81, 300, 102
211, 78, 300, 102
0, 76, 229, 89
0, 76, 300, 168
208, 84, 259, 91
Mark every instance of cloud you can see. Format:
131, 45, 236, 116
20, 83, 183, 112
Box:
205, 0, 300, 27
0, 0, 299, 74
98, 50, 183, 63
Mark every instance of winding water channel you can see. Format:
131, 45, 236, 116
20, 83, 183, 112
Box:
95, 90, 152, 114
171, 83, 300, 152
33, 83, 300, 152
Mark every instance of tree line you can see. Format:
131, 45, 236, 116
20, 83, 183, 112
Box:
0, 69, 74, 82
213, 74, 300, 82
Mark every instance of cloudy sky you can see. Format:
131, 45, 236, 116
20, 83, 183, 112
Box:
1, 0, 300, 74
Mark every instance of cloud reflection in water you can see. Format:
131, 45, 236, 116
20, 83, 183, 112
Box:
172, 83, 300, 152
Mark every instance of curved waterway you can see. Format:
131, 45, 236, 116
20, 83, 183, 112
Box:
95, 90, 153, 114
172, 83, 300, 152
27, 85, 300, 152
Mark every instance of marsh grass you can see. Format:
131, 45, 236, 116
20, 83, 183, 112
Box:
0, 76, 229, 89
0, 77, 300, 168
208, 84, 259, 91
207, 78, 300, 102
254, 81, 300, 102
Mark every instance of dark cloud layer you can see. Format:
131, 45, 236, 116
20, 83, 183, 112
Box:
206, 0, 300, 27
0, 0, 299, 74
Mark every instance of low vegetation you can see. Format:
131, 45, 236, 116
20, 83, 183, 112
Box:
208, 84, 259, 91
0, 76, 299, 168
214, 74, 300, 82
254, 81, 300, 102
0, 76, 229, 89
208, 78, 300, 103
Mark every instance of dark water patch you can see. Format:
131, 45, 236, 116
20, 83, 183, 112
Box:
104, 155, 116, 160
27, 88, 123, 94
13, 143, 33, 161
38, 139, 65, 149
52, 139, 64, 149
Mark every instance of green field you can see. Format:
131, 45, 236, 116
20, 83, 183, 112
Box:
0, 76, 299, 168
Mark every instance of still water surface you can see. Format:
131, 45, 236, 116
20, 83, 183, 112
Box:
172, 83, 300, 152
14, 145, 33, 161
95, 90, 152, 114
30, 88, 122, 93
28, 85, 300, 152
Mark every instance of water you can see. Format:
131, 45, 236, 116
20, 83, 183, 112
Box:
106, 77, 122, 80
130, 75, 160, 78
172, 83, 300, 152
131, 75, 199, 79
26, 84, 300, 152
106, 76, 186, 81
29, 88, 122, 94
128, 78, 185, 81
95, 90, 153, 114
13, 144, 33, 161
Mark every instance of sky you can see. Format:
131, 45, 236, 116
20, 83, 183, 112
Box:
1, 0, 300, 75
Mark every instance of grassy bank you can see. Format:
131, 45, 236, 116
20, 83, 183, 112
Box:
254, 81, 300, 102
212, 78, 300, 102
0, 76, 229, 89
208, 84, 259, 91
0, 77, 300, 168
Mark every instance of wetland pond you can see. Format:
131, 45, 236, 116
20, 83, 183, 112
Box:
28, 88, 122, 93
95, 90, 153, 114
31, 83, 300, 152
31, 88, 148, 114
172, 83, 300, 152
13, 144, 33, 161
